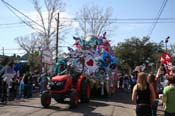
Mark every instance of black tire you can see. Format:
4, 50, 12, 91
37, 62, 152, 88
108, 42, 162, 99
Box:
80, 79, 91, 103
41, 91, 51, 108
69, 91, 79, 108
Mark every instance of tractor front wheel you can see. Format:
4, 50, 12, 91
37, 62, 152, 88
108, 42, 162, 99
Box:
41, 91, 51, 108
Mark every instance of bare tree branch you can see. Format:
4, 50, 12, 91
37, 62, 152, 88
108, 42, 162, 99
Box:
76, 4, 113, 36
33, 0, 47, 36
15, 33, 40, 54
15, 0, 65, 48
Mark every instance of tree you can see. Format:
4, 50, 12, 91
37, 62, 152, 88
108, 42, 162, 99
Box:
15, 0, 71, 69
170, 44, 175, 55
75, 4, 113, 36
15, 0, 67, 52
113, 36, 164, 72
15, 33, 40, 54
34, 0, 66, 48
15, 33, 42, 71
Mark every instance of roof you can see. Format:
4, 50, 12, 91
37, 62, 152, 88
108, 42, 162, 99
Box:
20, 53, 29, 61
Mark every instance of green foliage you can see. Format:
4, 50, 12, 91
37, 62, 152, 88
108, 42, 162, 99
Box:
28, 51, 42, 72
0, 56, 9, 66
113, 36, 164, 71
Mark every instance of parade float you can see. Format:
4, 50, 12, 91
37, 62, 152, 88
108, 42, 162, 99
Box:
69, 32, 118, 97
40, 32, 118, 108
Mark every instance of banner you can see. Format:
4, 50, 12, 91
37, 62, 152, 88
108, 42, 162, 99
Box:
42, 47, 53, 64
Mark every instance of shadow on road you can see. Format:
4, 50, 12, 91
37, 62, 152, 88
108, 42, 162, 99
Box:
111, 88, 133, 104
4, 97, 109, 116
93, 88, 134, 105
47, 100, 109, 116
0, 88, 134, 116
0, 88, 164, 116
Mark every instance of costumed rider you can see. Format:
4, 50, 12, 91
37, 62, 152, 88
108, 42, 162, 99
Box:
55, 58, 67, 75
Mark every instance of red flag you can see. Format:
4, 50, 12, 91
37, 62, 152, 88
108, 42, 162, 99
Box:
163, 52, 172, 62
160, 56, 166, 64
160, 51, 173, 74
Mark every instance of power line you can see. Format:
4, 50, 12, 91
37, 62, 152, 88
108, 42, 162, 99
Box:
1, 0, 44, 30
1, 17, 175, 26
147, 0, 168, 37
0, 22, 24, 26
60, 17, 175, 21
0, 0, 174, 29
1, 0, 172, 30
3, 48, 23, 50
0, 18, 175, 29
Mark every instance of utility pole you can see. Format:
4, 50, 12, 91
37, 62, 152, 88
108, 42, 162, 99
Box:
165, 36, 170, 52
55, 12, 59, 62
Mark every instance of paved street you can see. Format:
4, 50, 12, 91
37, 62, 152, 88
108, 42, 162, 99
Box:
0, 89, 164, 116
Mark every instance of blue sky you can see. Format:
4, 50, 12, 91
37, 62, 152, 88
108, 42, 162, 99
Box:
0, 0, 174, 56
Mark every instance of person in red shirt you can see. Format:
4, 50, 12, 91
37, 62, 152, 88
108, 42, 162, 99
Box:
147, 73, 159, 116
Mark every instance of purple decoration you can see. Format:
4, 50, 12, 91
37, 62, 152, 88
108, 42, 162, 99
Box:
67, 47, 74, 52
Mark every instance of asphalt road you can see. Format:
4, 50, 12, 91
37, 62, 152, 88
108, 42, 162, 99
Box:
0, 89, 164, 116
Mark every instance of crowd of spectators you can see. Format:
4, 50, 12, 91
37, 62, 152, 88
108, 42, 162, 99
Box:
0, 60, 45, 104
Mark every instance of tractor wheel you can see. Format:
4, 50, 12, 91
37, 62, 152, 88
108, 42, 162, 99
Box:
69, 91, 79, 108
41, 91, 51, 108
80, 79, 91, 103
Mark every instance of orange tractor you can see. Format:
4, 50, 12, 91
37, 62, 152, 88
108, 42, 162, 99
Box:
40, 56, 91, 108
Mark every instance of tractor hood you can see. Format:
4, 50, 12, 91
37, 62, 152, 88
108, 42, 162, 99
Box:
51, 74, 71, 81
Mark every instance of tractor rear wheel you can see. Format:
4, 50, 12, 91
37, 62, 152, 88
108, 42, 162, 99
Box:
80, 79, 91, 103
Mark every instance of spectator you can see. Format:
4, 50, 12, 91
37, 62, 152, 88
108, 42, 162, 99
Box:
132, 72, 156, 116
18, 75, 24, 98
157, 64, 166, 94
1, 61, 16, 85
23, 73, 28, 98
1, 77, 8, 103
123, 74, 129, 89
0, 76, 2, 101
8, 76, 14, 101
119, 74, 124, 89
27, 72, 33, 98
147, 73, 159, 116
39, 71, 47, 93
162, 75, 175, 116
0, 70, 5, 100
130, 71, 137, 93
